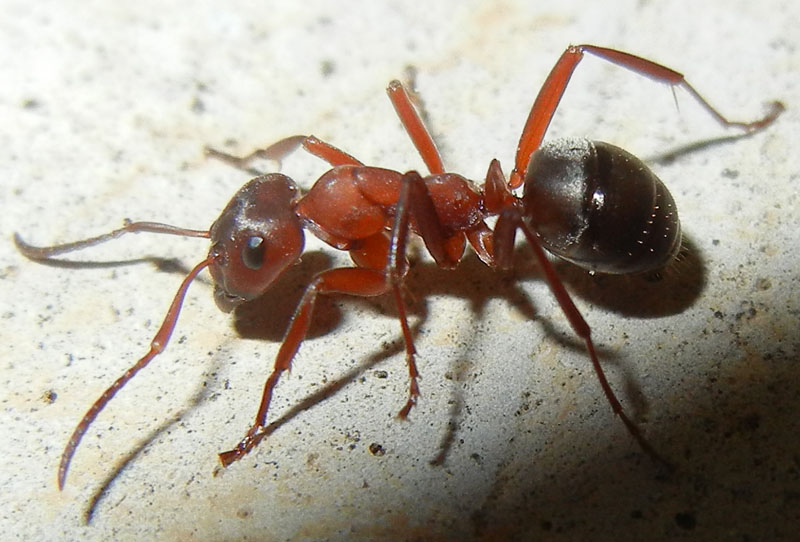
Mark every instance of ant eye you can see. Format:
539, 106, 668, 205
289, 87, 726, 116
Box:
241, 236, 266, 270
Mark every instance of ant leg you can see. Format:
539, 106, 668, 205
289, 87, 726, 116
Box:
349, 170, 450, 420
494, 208, 672, 470
391, 280, 420, 420
218, 265, 396, 466
384, 174, 423, 418
387, 171, 492, 415
387, 80, 445, 175
57, 255, 215, 489
394, 170, 475, 269
205, 135, 308, 176
510, 44, 785, 188
206, 135, 364, 175
348, 228, 421, 420
301, 135, 364, 166
395, 170, 449, 267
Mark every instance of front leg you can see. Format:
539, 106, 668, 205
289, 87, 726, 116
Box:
219, 265, 394, 466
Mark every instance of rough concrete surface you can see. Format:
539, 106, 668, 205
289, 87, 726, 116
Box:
2, 1, 798, 541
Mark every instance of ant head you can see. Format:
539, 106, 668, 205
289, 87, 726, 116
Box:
208, 174, 305, 312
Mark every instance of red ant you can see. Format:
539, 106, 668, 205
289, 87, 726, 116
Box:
15, 45, 783, 490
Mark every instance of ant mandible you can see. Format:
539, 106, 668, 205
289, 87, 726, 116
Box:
15, 45, 783, 490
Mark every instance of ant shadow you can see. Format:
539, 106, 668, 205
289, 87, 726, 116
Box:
214, 228, 708, 471
82, 346, 230, 523
12, 252, 194, 275
552, 235, 707, 318
230, 251, 341, 341
403, 236, 706, 465
645, 131, 767, 167
84, 409, 193, 523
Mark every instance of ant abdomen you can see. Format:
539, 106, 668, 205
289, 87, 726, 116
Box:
522, 137, 681, 274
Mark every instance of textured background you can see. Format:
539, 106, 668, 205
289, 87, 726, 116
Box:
2, 1, 798, 540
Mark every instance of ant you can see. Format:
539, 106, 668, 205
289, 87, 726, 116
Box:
15, 45, 783, 490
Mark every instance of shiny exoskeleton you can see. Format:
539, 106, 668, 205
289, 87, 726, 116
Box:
524, 137, 680, 274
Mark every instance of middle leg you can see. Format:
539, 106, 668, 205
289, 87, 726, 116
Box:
207, 134, 364, 175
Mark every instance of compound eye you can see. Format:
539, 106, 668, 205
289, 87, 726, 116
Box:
241, 236, 266, 270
